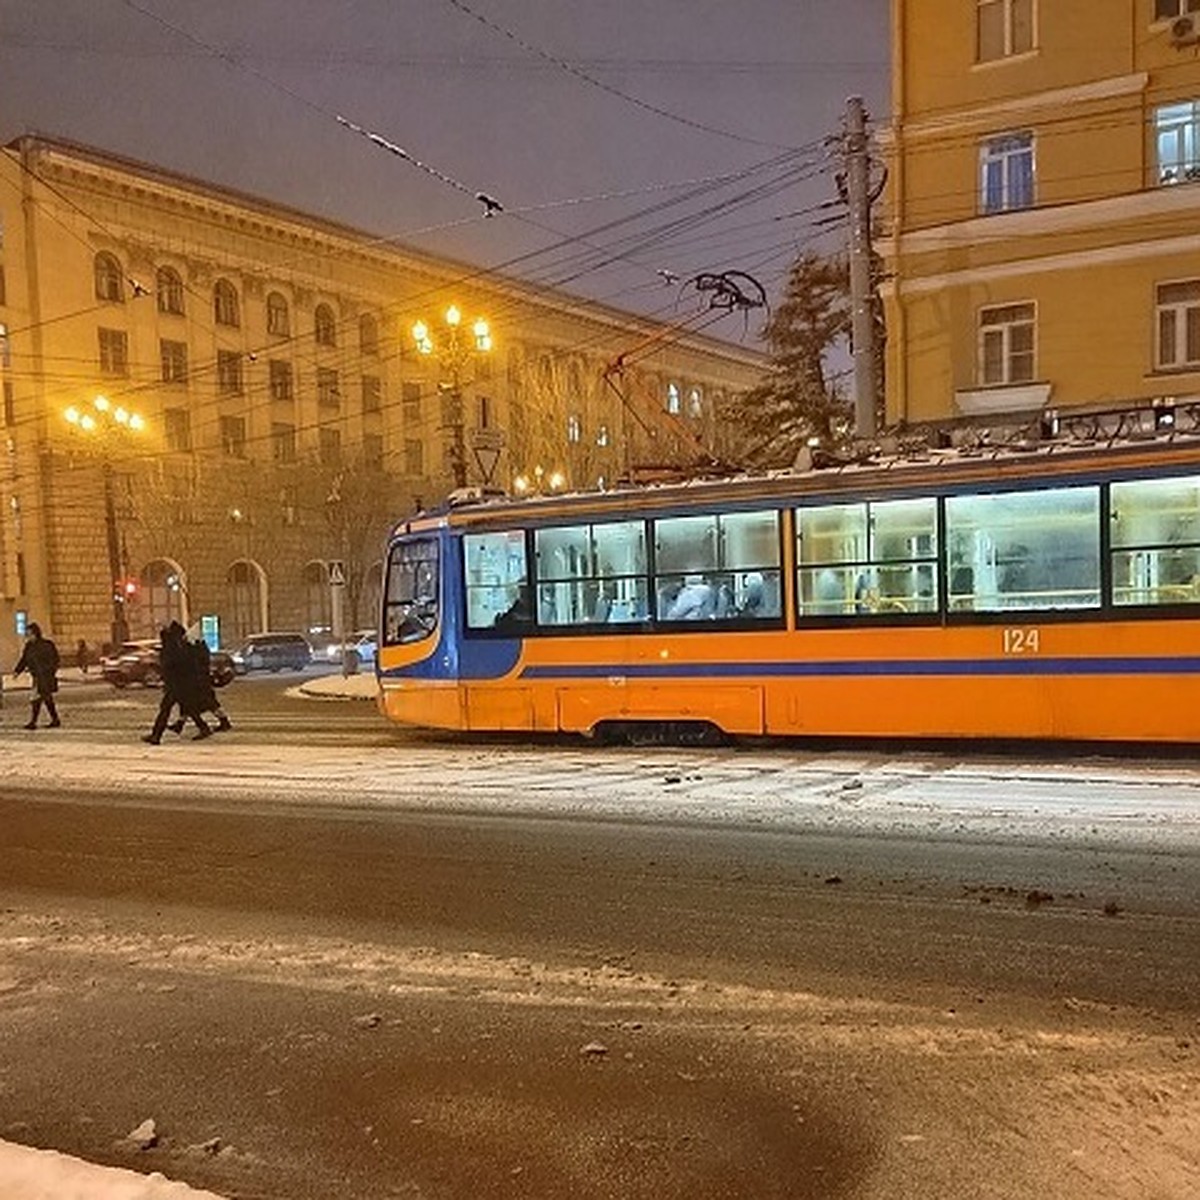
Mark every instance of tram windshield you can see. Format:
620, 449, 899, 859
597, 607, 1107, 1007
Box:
383, 538, 439, 645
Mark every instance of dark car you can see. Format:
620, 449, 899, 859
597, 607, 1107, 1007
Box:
229, 632, 312, 674
100, 640, 236, 689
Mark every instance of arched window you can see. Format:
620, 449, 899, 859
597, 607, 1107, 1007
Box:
688, 386, 703, 418
302, 560, 332, 639
156, 266, 184, 315
359, 312, 379, 355
214, 279, 240, 328
314, 303, 336, 347
266, 291, 290, 337
665, 381, 681, 414
94, 252, 124, 302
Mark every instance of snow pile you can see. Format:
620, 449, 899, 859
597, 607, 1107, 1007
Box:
0, 1140, 226, 1200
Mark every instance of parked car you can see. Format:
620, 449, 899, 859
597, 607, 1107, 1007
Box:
230, 632, 312, 674
100, 640, 236, 689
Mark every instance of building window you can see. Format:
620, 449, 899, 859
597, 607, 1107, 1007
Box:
477, 395, 493, 429
596, 423, 610, 448
164, 407, 191, 452
665, 382, 681, 414
269, 359, 293, 402
314, 303, 336, 347
272, 421, 296, 464
979, 303, 1035, 385
1156, 101, 1200, 185
214, 279, 240, 327
98, 328, 129, 376
364, 432, 384, 471
156, 267, 184, 315
1156, 280, 1200, 369
318, 367, 340, 409
404, 438, 424, 476
219, 414, 246, 457
266, 291, 290, 337
976, 0, 1034, 63
980, 132, 1034, 213
0, 265, 6, 306
361, 375, 382, 414
319, 426, 341, 465
567, 414, 582, 443
688, 387, 704, 418
160, 339, 188, 383
3, 381, 13, 427
1155, 1, 1200, 20
94, 253, 124, 302
217, 350, 244, 395
402, 381, 422, 423
360, 312, 379, 355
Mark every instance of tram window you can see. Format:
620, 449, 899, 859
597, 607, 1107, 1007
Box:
383, 538, 439, 645
946, 486, 1100, 612
464, 530, 530, 631
1111, 475, 1200, 606
654, 510, 782, 622
797, 498, 938, 616
535, 520, 649, 626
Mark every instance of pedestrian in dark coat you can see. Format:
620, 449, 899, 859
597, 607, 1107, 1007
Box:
143, 621, 211, 743
170, 637, 231, 734
13, 623, 61, 729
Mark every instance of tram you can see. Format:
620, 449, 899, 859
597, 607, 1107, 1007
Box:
375, 437, 1200, 743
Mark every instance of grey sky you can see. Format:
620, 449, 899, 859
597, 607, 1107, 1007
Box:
0, 1, 889, 341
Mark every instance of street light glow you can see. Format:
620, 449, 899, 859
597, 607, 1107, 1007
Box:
129, 413, 145, 431
445, 304, 461, 327
93, 395, 110, 412
80, 414, 96, 431
114, 407, 129, 425
65, 406, 80, 425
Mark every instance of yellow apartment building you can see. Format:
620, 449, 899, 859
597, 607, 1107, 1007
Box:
885, 0, 1200, 432
0, 136, 760, 664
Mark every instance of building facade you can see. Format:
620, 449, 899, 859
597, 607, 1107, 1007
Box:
885, 0, 1200, 432
0, 136, 761, 663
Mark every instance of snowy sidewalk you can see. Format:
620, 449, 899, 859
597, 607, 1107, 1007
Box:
0, 1140, 226, 1200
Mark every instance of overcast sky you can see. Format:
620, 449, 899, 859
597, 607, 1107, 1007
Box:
0, 1, 889, 344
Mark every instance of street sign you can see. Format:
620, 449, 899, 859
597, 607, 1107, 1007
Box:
328, 560, 346, 587
470, 426, 505, 451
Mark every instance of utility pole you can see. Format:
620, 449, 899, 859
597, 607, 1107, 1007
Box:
845, 95, 880, 440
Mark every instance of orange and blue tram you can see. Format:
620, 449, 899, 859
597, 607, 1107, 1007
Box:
376, 438, 1200, 743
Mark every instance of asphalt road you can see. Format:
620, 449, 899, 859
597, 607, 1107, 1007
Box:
1, 674, 1197, 1199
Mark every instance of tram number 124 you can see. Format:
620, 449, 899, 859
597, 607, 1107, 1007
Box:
1002, 627, 1041, 655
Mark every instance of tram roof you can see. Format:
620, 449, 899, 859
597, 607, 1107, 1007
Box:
390, 430, 1200, 538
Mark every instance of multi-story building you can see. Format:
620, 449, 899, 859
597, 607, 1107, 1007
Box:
885, 0, 1200, 433
0, 136, 761, 663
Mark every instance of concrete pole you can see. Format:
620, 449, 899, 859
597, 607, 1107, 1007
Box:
846, 95, 880, 439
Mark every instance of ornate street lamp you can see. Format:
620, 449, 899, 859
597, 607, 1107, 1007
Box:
64, 394, 147, 646
411, 306, 492, 489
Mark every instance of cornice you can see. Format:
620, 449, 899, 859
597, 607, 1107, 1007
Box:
889, 72, 1147, 142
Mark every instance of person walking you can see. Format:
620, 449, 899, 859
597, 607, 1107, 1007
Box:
13, 623, 61, 729
143, 621, 211, 743
75, 637, 90, 675
170, 635, 231, 734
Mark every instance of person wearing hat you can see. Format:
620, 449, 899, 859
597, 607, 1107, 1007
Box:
13, 622, 61, 729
